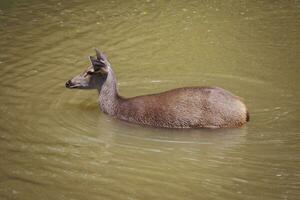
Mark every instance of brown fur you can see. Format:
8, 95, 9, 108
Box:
115, 87, 248, 128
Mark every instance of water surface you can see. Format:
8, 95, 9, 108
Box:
0, 0, 299, 199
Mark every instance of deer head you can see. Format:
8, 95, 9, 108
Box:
65, 49, 110, 89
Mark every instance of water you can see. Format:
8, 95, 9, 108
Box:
0, 0, 299, 199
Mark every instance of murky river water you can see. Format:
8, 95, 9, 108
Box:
0, 0, 299, 199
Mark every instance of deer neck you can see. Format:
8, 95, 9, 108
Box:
97, 68, 121, 116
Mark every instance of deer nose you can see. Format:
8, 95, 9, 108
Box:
65, 80, 72, 88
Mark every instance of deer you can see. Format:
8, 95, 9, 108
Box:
65, 49, 249, 128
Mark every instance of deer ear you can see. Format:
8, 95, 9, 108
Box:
89, 56, 99, 70
89, 56, 108, 74
95, 48, 102, 60
95, 48, 109, 63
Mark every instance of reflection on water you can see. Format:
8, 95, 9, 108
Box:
0, 0, 299, 200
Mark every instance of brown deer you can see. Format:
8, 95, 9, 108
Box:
66, 49, 249, 128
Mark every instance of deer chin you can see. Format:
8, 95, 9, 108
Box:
67, 85, 79, 89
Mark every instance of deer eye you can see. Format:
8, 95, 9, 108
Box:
84, 70, 94, 77
87, 71, 94, 75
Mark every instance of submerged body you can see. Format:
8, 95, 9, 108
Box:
66, 49, 249, 129
115, 87, 248, 128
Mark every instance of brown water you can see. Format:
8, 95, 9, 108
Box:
0, 0, 299, 199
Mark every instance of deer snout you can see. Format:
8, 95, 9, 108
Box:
65, 80, 72, 88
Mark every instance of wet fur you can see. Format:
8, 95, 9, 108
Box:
97, 69, 249, 128
112, 87, 248, 128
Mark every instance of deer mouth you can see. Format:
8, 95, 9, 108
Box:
65, 80, 79, 89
